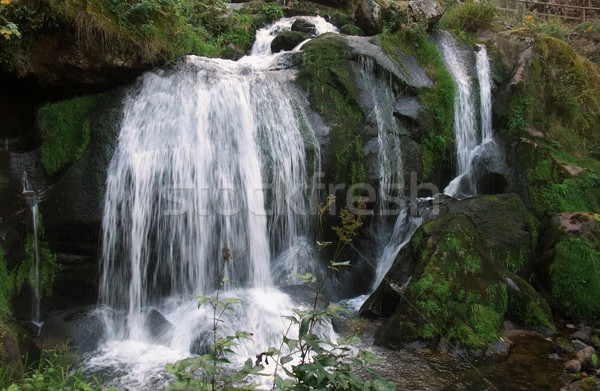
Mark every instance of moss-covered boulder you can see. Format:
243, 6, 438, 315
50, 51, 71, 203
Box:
365, 194, 549, 348
539, 213, 600, 321
271, 31, 308, 53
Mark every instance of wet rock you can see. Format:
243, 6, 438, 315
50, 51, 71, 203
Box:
393, 97, 424, 121
144, 308, 174, 344
339, 24, 364, 36
291, 19, 317, 36
573, 339, 589, 351
471, 141, 510, 195
577, 346, 599, 370
38, 306, 105, 353
564, 359, 582, 373
271, 31, 308, 53
555, 336, 576, 355
279, 284, 329, 310
562, 377, 599, 391
572, 330, 592, 344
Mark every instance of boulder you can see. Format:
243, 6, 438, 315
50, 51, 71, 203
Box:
572, 330, 592, 344
145, 308, 174, 344
291, 19, 317, 36
355, 0, 385, 36
577, 346, 599, 369
0, 321, 24, 383
408, 0, 445, 29
339, 24, 364, 36
554, 336, 575, 355
564, 359, 582, 373
38, 306, 106, 353
271, 31, 308, 53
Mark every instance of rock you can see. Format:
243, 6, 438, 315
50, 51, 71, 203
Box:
562, 377, 599, 391
144, 308, 174, 344
38, 306, 106, 353
505, 273, 553, 331
564, 359, 582, 373
0, 321, 24, 383
408, 0, 445, 29
549, 353, 560, 360
271, 31, 308, 53
339, 25, 364, 36
551, 213, 600, 245
555, 336, 575, 355
394, 97, 424, 121
355, 0, 386, 35
279, 284, 329, 310
572, 330, 592, 343
291, 19, 317, 36
577, 346, 599, 369
471, 141, 510, 195
573, 339, 589, 351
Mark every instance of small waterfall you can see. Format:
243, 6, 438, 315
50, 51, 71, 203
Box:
439, 33, 496, 198
21, 172, 41, 324
91, 16, 337, 389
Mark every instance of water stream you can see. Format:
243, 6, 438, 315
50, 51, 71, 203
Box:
21, 172, 42, 326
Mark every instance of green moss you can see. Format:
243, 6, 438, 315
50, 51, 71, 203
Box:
38, 94, 104, 176
298, 35, 365, 187
549, 236, 600, 320
406, 216, 507, 348
531, 172, 600, 216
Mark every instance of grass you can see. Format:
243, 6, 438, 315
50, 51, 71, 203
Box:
550, 236, 600, 320
436, 0, 498, 34
38, 94, 104, 176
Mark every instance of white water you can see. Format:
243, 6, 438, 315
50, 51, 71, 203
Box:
89, 17, 338, 389
21, 172, 41, 324
440, 34, 496, 198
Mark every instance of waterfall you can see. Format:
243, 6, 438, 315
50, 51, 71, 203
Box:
90, 17, 337, 389
21, 172, 41, 324
439, 33, 495, 198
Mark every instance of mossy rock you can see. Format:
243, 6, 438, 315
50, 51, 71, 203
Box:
339, 24, 364, 36
505, 272, 554, 331
271, 31, 308, 53
370, 194, 546, 349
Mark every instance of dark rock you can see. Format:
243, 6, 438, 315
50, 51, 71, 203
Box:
339, 24, 364, 36
0, 320, 24, 383
279, 284, 329, 310
577, 346, 599, 369
291, 19, 317, 36
573, 339, 589, 351
38, 307, 106, 353
355, 0, 386, 35
505, 273, 553, 331
471, 141, 511, 195
144, 308, 174, 344
572, 330, 592, 343
271, 31, 308, 53
555, 336, 575, 355
564, 359, 582, 373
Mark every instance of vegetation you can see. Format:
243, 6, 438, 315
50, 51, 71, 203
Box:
549, 236, 600, 320
437, 0, 498, 34
0, 0, 285, 71
0, 246, 10, 317
38, 94, 103, 176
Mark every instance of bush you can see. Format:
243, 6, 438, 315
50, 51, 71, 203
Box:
437, 0, 498, 33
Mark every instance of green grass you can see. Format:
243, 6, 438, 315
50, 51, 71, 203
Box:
550, 236, 600, 320
437, 0, 498, 34
38, 94, 104, 176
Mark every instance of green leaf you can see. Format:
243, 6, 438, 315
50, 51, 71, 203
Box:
331, 261, 351, 267
337, 336, 361, 346
291, 271, 317, 284
280, 356, 293, 365
299, 318, 310, 338
235, 330, 253, 339
225, 297, 243, 305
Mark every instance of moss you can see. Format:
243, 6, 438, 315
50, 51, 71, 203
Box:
506, 274, 554, 330
549, 236, 600, 320
297, 35, 365, 187
405, 215, 507, 348
38, 94, 104, 176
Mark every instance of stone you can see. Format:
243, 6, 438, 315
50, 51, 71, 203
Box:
549, 353, 560, 360
291, 19, 317, 36
145, 308, 174, 344
355, 0, 385, 35
572, 330, 592, 343
573, 339, 589, 351
577, 346, 599, 369
394, 96, 424, 121
564, 359, 582, 373
38, 306, 106, 353
271, 31, 308, 53
555, 336, 575, 355
408, 0, 445, 29
339, 24, 364, 36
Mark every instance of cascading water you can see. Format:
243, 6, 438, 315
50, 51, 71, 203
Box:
87, 17, 337, 389
439, 33, 496, 198
21, 172, 41, 325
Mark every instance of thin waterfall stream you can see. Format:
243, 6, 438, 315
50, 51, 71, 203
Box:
84, 17, 337, 389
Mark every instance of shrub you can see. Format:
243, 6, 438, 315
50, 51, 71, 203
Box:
437, 0, 498, 34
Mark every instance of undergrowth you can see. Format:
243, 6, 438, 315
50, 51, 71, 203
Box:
437, 0, 498, 34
